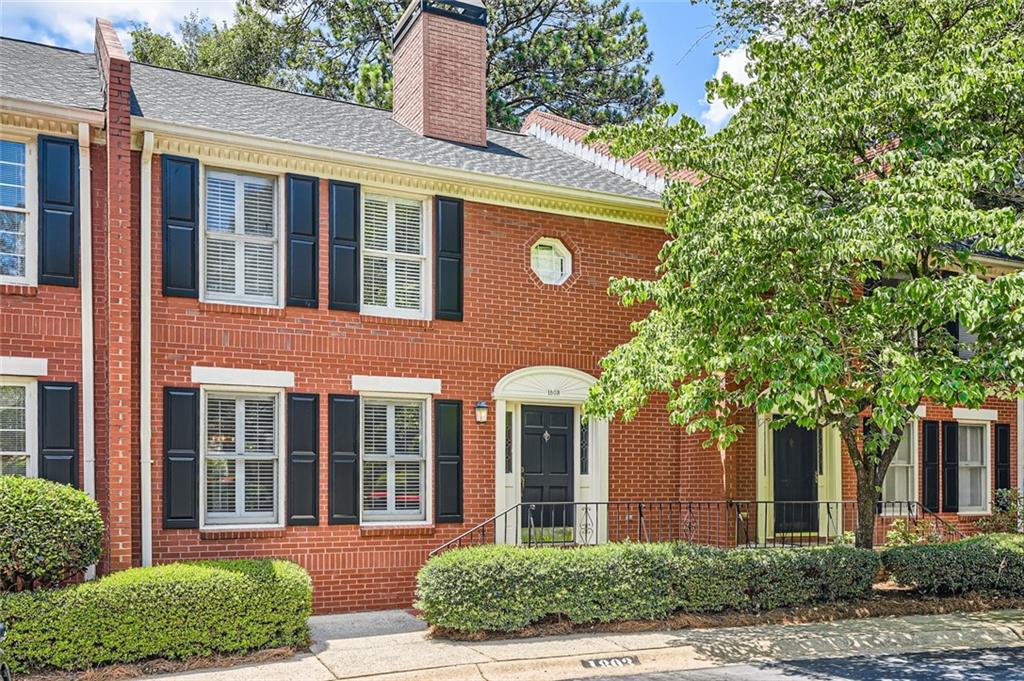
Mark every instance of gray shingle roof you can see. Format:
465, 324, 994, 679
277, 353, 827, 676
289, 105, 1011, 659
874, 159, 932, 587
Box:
1, 38, 104, 111
128, 63, 660, 200
1, 37, 659, 200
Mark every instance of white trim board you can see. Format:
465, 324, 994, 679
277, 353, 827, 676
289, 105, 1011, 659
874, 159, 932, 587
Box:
952, 407, 998, 422
191, 366, 295, 388
0, 356, 48, 377
351, 375, 442, 395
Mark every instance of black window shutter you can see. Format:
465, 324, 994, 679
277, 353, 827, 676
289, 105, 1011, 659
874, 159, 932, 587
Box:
161, 155, 200, 297
941, 421, 959, 513
328, 395, 359, 524
38, 382, 78, 486
328, 181, 360, 311
163, 387, 199, 528
922, 420, 940, 512
435, 399, 463, 523
996, 423, 1011, 495
435, 197, 464, 321
286, 175, 319, 308
287, 393, 319, 525
37, 136, 79, 286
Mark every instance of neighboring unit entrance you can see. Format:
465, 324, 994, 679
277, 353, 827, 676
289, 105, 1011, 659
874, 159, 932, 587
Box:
521, 405, 573, 529
772, 422, 819, 533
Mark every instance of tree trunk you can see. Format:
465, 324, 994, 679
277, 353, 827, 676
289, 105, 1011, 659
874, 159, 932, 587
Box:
854, 465, 879, 549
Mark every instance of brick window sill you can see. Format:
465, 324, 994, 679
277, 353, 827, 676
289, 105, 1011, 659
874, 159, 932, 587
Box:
196, 301, 288, 318
0, 284, 39, 297
199, 527, 288, 541
358, 314, 433, 330
359, 524, 436, 538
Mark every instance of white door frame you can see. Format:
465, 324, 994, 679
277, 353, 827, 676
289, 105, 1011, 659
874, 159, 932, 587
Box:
493, 366, 609, 544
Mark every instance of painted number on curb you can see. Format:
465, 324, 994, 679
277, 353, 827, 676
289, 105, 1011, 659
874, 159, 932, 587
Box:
581, 655, 640, 669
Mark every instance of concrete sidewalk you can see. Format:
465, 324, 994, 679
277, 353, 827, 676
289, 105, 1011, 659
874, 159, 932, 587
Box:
150, 609, 1024, 681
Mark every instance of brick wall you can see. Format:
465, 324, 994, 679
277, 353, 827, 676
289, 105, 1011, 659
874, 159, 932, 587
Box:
146, 159, 679, 611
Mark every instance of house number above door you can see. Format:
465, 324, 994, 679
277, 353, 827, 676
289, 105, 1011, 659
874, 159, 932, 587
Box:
547, 389, 561, 396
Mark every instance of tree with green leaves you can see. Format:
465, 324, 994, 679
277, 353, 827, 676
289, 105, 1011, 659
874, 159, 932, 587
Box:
585, 0, 1024, 548
129, 0, 663, 130
128, 5, 304, 91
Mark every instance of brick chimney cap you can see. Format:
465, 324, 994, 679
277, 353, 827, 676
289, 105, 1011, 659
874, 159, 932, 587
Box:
394, 0, 488, 47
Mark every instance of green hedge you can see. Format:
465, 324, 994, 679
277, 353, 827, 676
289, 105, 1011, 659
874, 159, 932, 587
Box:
882, 533, 1024, 595
0, 476, 104, 591
0, 559, 312, 672
416, 542, 880, 632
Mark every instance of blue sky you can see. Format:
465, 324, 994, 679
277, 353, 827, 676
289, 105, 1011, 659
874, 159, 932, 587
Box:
1, 0, 744, 130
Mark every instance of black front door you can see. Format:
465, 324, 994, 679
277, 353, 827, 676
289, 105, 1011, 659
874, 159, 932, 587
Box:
773, 422, 819, 533
521, 405, 573, 530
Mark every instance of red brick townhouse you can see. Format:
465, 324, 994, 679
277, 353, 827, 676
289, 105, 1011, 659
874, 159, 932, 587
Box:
1, 0, 1021, 613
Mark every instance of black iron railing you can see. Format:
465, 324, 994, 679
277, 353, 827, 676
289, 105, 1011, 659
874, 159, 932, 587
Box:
429, 499, 962, 556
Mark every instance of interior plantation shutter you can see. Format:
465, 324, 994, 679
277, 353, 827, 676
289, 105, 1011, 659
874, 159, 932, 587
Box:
38, 382, 78, 486
922, 420, 940, 512
996, 423, 1011, 499
37, 136, 79, 286
161, 155, 200, 297
328, 181, 360, 311
163, 387, 199, 528
941, 421, 959, 513
287, 393, 319, 525
328, 394, 359, 524
435, 197, 464, 321
435, 399, 463, 523
286, 175, 319, 307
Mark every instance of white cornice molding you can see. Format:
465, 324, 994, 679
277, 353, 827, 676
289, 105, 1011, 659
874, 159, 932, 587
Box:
1, 98, 106, 143
131, 117, 667, 229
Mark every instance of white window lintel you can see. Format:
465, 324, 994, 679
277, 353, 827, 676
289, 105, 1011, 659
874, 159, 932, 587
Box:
191, 366, 295, 388
352, 375, 441, 394
0, 356, 48, 377
952, 407, 998, 422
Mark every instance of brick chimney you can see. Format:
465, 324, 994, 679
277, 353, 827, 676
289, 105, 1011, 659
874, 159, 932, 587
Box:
392, 0, 488, 147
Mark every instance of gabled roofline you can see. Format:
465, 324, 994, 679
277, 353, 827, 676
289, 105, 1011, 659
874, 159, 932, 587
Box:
131, 116, 667, 229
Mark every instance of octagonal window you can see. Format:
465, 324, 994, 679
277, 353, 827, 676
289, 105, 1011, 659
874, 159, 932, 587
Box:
530, 238, 572, 285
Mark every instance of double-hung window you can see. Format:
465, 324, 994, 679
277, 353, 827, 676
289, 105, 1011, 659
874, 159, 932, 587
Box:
958, 423, 988, 513
204, 170, 278, 305
0, 139, 34, 285
881, 424, 915, 509
0, 379, 35, 477
203, 391, 281, 526
361, 195, 426, 318
361, 399, 426, 522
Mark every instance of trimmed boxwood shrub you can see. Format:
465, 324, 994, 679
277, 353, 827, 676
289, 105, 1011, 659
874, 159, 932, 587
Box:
0, 476, 103, 591
0, 559, 311, 672
882, 533, 1024, 595
416, 542, 880, 632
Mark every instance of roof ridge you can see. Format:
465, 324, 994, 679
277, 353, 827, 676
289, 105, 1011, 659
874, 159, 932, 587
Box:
0, 35, 89, 55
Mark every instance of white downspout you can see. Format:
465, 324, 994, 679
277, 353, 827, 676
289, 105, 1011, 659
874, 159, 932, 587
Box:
140, 131, 155, 566
78, 123, 96, 580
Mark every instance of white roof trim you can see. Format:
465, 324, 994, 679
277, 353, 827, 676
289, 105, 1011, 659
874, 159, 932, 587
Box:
0, 356, 48, 377
523, 123, 665, 195
352, 375, 442, 395
191, 366, 295, 388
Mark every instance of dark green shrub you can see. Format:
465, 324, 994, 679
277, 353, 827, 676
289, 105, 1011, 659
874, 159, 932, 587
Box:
0, 559, 311, 672
0, 476, 103, 591
882, 533, 1024, 595
416, 542, 880, 632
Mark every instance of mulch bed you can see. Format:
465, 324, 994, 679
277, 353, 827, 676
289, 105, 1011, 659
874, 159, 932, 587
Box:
432, 585, 1024, 640
20, 647, 296, 681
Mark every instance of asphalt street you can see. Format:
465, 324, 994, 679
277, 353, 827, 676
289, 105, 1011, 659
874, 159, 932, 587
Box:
569, 645, 1024, 681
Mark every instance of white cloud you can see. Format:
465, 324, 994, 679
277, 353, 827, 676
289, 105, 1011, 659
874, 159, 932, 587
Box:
1, 1, 236, 53
699, 46, 751, 132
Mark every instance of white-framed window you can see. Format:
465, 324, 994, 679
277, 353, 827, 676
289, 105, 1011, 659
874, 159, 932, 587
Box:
530, 237, 572, 285
202, 169, 280, 306
881, 423, 916, 509
0, 378, 37, 477
361, 194, 427, 319
0, 139, 36, 286
958, 422, 989, 513
201, 389, 283, 527
361, 397, 427, 522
